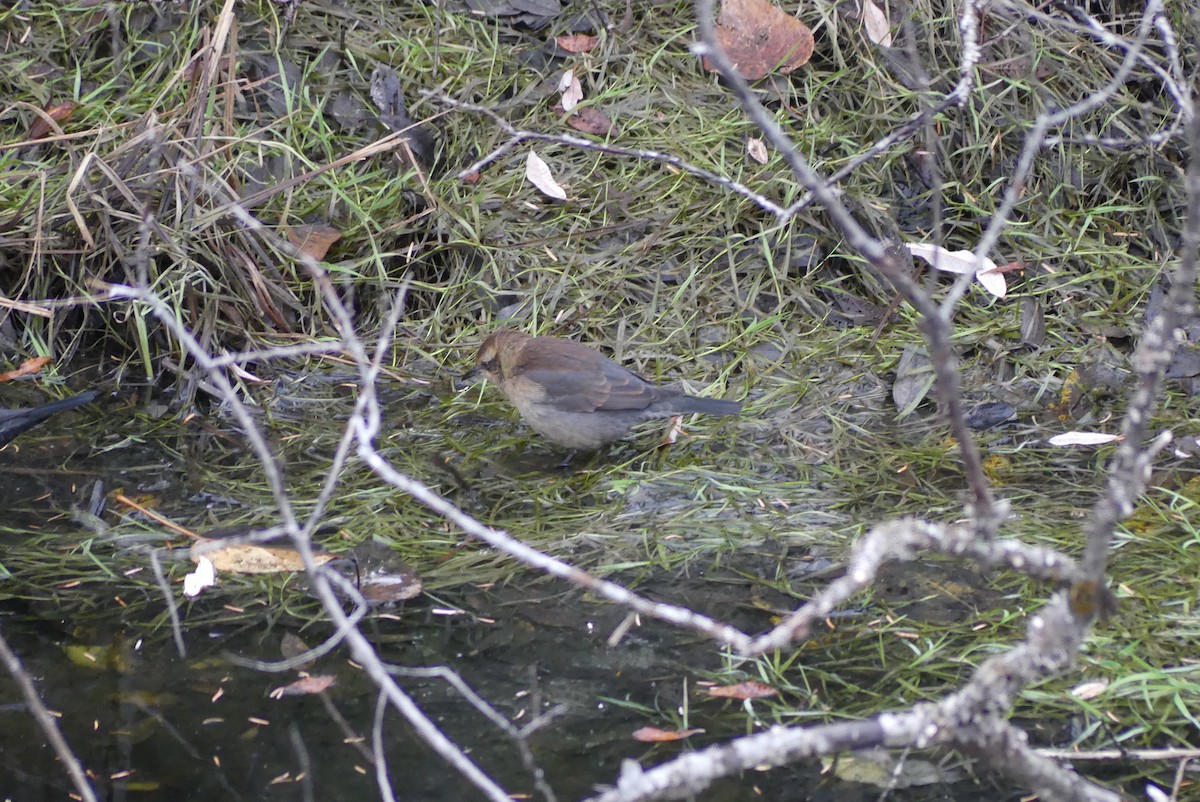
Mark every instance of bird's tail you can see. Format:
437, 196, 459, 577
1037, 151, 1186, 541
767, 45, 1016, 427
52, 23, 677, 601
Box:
31, 390, 99, 417
674, 395, 742, 416
0, 389, 99, 447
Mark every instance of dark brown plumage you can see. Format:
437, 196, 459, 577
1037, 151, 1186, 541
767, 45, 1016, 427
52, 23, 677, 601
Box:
473, 329, 741, 449
0, 390, 98, 447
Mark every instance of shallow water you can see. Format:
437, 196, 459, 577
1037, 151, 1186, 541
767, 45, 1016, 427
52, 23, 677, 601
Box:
0, 384, 1156, 801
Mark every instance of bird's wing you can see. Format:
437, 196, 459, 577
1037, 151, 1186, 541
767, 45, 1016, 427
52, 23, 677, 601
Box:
517, 350, 659, 413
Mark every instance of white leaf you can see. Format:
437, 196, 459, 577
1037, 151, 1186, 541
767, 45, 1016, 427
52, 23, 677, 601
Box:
747, 137, 769, 164
184, 556, 216, 597
1047, 432, 1121, 447
525, 150, 567, 200
660, 415, 685, 446
975, 267, 1008, 298
860, 0, 893, 46
558, 69, 583, 112
905, 243, 1007, 298
1069, 679, 1108, 700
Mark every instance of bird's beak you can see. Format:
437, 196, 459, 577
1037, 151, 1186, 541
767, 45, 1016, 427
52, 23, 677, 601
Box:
456, 365, 485, 392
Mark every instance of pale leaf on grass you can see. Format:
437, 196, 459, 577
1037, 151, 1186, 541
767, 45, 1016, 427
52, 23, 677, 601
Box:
229, 362, 268, 384
1147, 785, 1171, 802
525, 150, 568, 200
860, 0, 892, 46
660, 415, 685, 446
747, 137, 768, 164
1047, 431, 1122, 447
1070, 679, 1109, 700
905, 242, 1006, 298
183, 556, 216, 598
558, 69, 583, 111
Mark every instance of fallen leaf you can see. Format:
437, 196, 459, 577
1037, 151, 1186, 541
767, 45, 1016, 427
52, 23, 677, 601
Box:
1070, 679, 1109, 700
706, 681, 779, 699
1047, 432, 1122, 447
286, 224, 343, 261
905, 242, 1007, 298
525, 150, 567, 200
1148, 785, 1171, 802
360, 569, 424, 604
229, 362, 269, 384
509, 0, 561, 17
280, 632, 312, 662
63, 642, 132, 673
660, 415, 684, 446
556, 33, 599, 52
824, 749, 968, 789
1019, 296, 1045, 347
965, 402, 1015, 430
0, 356, 53, 382
631, 727, 705, 743
271, 674, 336, 698
369, 66, 435, 166
859, 0, 893, 46
29, 101, 77, 141
892, 345, 934, 417
558, 69, 584, 111
702, 0, 814, 81
746, 137, 768, 164
183, 556, 216, 597
566, 107, 615, 136
193, 541, 339, 574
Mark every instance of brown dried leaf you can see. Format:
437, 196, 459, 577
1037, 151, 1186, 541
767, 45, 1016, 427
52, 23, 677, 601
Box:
195, 541, 338, 574
0, 356, 52, 382
702, 0, 814, 81
706, 681, 779, 700
29, 101, 77, 141
556, 33, 599, 53
286, 224, 343, 261
566, 107, 615, 136
271, 674, 336, 698
632, 727, 705, 743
